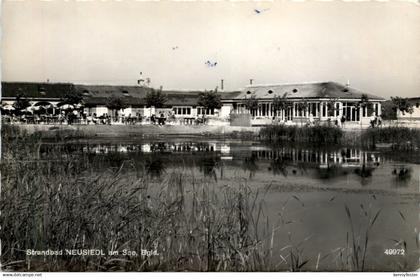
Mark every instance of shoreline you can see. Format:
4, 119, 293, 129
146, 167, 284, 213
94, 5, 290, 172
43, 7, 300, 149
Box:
10, 123, 262, 138
7, 124, 420, 153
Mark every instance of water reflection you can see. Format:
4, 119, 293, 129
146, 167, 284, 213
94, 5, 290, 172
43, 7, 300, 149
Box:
391, 167, 412, 187
199, 157, 219, 181
268, 158, 288, 177
39, 140, 419, 190
144, 156, 166, 178
242, 154, 259, 179
251, 147, 381, 167
74, 142, 382, 168
316, 164, 349, 180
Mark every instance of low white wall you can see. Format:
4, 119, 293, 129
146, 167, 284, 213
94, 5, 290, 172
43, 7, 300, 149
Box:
398, 107, 420, 120
220, 104, 233, 118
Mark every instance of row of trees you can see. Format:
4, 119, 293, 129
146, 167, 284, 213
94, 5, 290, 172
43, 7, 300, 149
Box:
8, 88, 223, 116
106, 89, 222, 112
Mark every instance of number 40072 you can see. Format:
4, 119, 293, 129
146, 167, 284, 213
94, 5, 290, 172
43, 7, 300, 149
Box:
384, 249, 405, 255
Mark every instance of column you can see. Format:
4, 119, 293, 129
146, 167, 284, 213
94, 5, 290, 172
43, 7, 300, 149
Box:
338, 102, 342, 118
325, 102, 328, 118
317, 102, 320, 118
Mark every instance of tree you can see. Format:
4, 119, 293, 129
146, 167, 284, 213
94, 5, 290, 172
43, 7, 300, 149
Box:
296, 99, 309, 116
106, 96, 128, 122
327, 98, 339, 117
197, 90, 222, 113
60, 92, 84, 106
296, 99, 309, 126
327, 101, 335, 117
360, 94, 374, 117
381, 100, 397, 120
106, 96, 128, 111
272, 93, 289, 118
391, 97, 413, 116
243, 96, 259, 116
144, 89, 168, 108
13, 92, 31, 114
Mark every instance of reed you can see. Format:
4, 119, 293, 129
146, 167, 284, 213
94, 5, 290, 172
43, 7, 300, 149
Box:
342, 204, 381, 271
259, 125, 343, 145
361, 127, 420, 150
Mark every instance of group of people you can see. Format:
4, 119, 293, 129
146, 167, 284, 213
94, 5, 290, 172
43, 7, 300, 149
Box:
149, 112, 208, 126
84, 113, 146, 125
2, 109, 210, 126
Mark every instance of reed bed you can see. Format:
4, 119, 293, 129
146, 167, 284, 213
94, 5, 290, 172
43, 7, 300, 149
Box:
1, 125, 280, 271
259, 125, 343, 145
361, 127, 420, 150
260, 125, 420, 152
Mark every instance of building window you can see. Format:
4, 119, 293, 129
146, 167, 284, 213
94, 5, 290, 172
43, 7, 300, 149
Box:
173, 106, 192, 115
322, 103, 326, 117
311, 103, 317, 116
336, 103, 340, 117
416, 103, 419, 108
268, 90, 273, 94
38, 86, 46, 96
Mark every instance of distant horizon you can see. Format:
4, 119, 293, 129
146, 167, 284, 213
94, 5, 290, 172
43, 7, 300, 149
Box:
2, 1, 419, 99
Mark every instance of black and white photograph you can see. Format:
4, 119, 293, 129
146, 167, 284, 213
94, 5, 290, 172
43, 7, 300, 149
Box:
1, 0, 419, 274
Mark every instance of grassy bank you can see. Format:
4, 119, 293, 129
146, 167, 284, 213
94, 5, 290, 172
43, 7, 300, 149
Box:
10, 124, 260, 140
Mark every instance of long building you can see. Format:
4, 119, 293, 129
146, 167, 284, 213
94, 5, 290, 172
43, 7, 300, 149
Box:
1, 81, 385, 126
224, 82, 385, 126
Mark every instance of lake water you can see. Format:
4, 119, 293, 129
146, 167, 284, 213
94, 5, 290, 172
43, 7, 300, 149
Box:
41, 137, 420, 271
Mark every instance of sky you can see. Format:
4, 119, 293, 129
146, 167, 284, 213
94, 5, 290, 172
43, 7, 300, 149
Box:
1, 0, 420, 99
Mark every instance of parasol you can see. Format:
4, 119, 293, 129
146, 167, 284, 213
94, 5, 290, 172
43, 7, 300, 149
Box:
1, 104, 15, 111
60, 104, 74, 110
